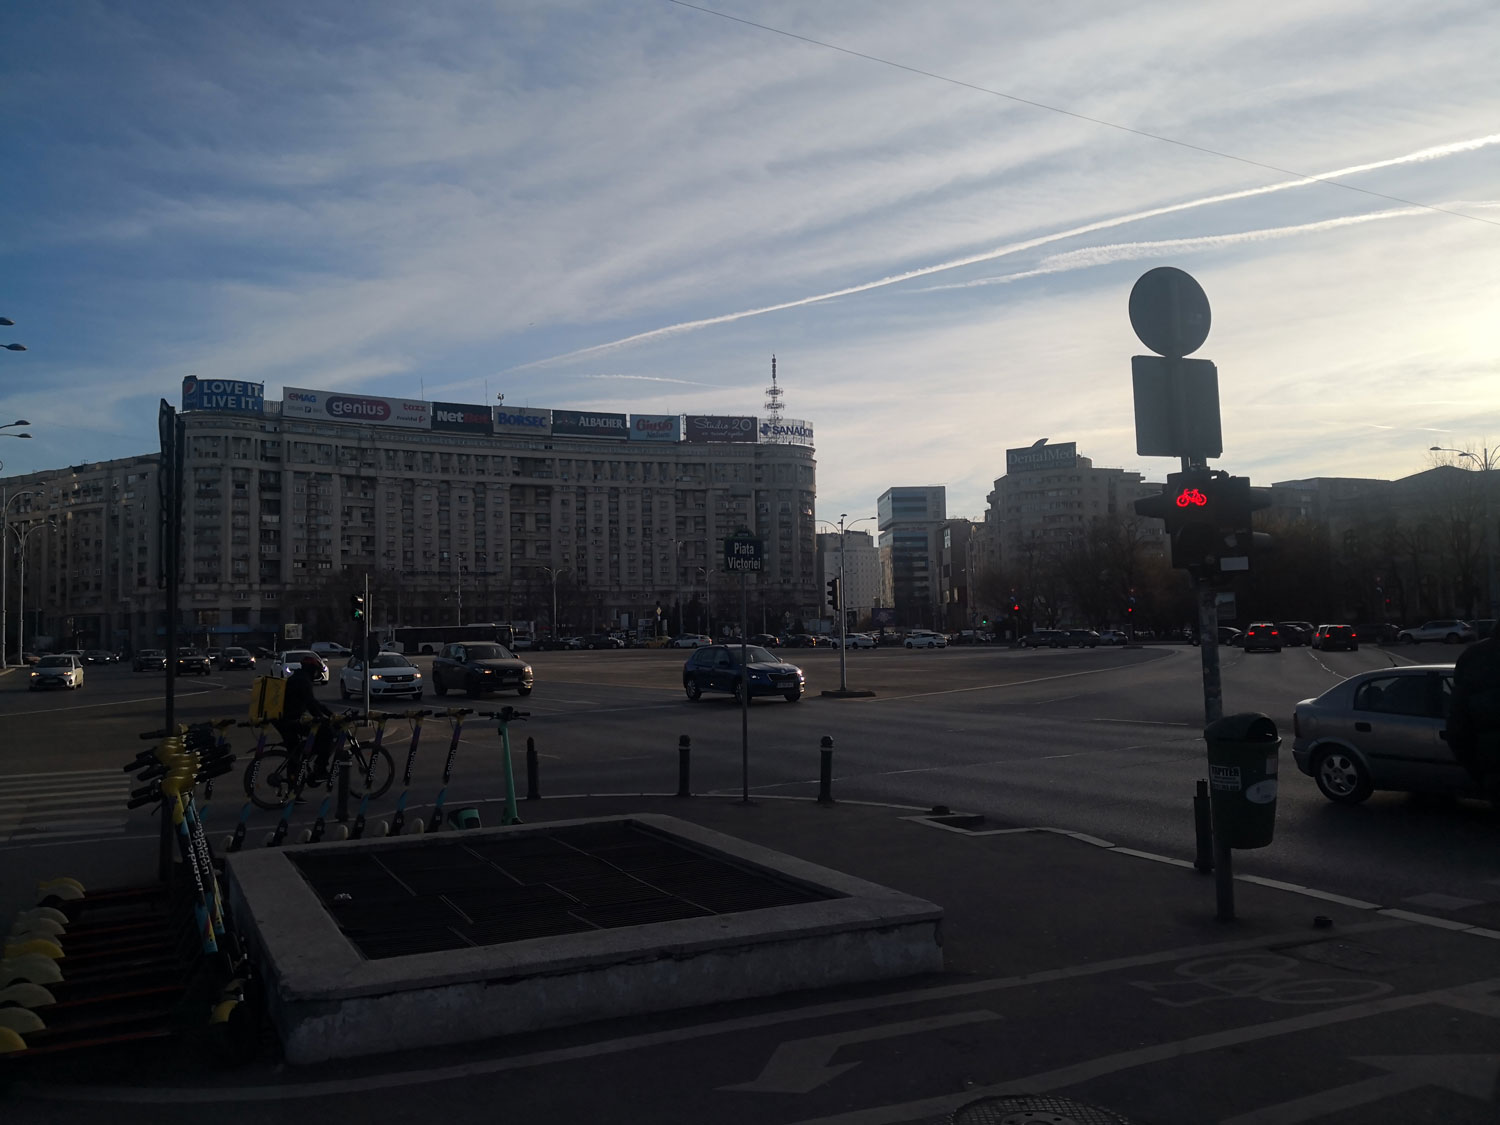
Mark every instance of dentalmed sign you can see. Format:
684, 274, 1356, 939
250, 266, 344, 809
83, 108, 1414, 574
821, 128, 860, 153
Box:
282, 387, 431, 429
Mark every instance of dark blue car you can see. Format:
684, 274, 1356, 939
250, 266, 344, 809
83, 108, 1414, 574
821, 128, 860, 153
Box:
683, 645, 805, 703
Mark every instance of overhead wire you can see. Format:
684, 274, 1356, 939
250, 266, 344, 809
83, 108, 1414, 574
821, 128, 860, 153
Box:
664, 0, 1500, 230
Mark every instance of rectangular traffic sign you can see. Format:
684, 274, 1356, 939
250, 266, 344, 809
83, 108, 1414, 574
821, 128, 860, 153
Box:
1132, 355, 1223, 459
724, 535, 764, 572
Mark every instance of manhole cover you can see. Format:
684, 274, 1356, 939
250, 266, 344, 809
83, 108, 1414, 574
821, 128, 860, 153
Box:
946, 1094, 1137, 1124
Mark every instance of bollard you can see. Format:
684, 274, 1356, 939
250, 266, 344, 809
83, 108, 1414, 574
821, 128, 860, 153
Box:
676, 735, 692, 798
526, 736, 540, 801
817, 736, 835, 806
1193, 778, 1213, 873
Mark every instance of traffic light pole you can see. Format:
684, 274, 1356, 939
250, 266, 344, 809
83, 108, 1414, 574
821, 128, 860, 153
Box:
363, 573, 371, 718
1196, 579, 1222, 725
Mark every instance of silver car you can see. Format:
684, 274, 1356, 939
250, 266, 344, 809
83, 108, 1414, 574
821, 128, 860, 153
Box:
1292, 664, 1476, 804
1396, 619, 1476, 645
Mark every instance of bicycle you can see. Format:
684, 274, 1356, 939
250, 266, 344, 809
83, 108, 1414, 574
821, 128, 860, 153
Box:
243, 712, 396, 810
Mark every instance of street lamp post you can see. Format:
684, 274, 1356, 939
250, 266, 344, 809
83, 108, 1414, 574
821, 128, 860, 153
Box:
1431, 445, 1498, 619
2, 483, 36, 667
541, 565, 569, 642
15, 518, 54, 659
818, 513, 877, 693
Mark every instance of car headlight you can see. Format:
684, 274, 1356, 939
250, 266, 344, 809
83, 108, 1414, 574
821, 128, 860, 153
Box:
370, 674, 384, 681
413, 672, 421, 679
30, 671, 38, 678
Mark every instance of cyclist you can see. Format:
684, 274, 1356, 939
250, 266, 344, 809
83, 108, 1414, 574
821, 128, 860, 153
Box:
276, 654, 335, 784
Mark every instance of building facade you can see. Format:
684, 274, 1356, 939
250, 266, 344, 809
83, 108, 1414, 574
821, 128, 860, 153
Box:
2, 391, 820, 651
876, 486, 946, 627
815, 529, 880, 629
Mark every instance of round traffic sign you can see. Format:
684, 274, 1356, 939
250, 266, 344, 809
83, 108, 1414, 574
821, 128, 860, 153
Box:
1129, 267, 1211, 358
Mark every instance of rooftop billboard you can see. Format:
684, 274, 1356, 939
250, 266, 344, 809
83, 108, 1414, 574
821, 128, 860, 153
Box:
493, 406, 551, 436
282, 387, 431, 429
1005, 441, 1077, 474
685, 415, 757, 444
629, 413, 682, 442
759, 417, 814, 446
181, 377, 264, 415
551, 409, 628, 439
431, 401, 494, 435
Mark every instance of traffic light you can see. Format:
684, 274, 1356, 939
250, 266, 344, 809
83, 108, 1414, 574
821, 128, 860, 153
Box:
1135, 470, 1271, 580
826, 577, 841, 611
349, 593, 365, 621
1011, 599, 1021, 614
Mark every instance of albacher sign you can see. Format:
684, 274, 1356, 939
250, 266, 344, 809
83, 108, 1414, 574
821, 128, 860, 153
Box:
282, 387, 431, 429
759, 417, 814, 446
629, 413, 681, 442
431, 401, 494, 435
551, 409, 628, 439
181, 376, 264, 414
685, 415, 756, 443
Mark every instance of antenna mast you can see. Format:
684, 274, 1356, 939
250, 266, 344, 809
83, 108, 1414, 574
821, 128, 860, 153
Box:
764, 354, 785, 439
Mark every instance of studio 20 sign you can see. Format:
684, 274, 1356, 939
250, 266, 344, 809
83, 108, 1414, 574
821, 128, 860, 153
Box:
282, 386, 431, 429
685, 415, 756, 443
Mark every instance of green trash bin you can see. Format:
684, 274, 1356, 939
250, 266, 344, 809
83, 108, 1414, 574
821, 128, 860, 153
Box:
1205, 712, 1279, 849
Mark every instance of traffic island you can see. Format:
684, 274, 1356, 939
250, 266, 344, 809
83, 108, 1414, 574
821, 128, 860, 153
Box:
225, 813, 943, 1064
820, 688, 877, 698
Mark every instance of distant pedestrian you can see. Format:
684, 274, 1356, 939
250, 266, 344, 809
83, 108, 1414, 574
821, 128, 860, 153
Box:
1447, 634, 1500, 800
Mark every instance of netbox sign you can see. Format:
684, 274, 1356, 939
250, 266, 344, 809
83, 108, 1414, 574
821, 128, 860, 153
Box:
281, 387, 431, 429
431, 401, 494, 435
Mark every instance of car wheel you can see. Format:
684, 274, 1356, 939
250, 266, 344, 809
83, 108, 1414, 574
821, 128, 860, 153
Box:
517, 686, 532, 697
784, 690, 801, 703
905, 642, 913, 648
1313, 747, 1373, 804
1350, 644, 1359, 652
733, 680, 746, 704
340, 683, 350, 700
685, 678, 702, 701
1399, 633, 1414, 644
433, 676, 448, 697
1446, 633, 1462, 644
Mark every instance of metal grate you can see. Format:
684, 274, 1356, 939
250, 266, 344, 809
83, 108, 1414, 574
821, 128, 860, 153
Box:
290, 821, 836, 959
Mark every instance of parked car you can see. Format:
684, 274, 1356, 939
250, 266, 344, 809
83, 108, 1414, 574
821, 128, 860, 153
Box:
784, 634, 822, 648
749, 633, 782, 648
1065, 629, 1101, 648
669, 633, 713, 649
583, 634, 624, 649
30, 654, 84, 690
133, 649, 167, 672
19, 651, 41, 666
205, 648, 223, 663
682, 644, 805, 703
1241, 623, 1282, 653
80, 649, 113, 665
219, 646, 256, 670
273, 650, 329, 683
340, 651, 423, 700
836, 632, 877, 649
175, 648, 213, 675
1397, 620, 1477, 645
1293, 664, 1471, 804
1474, 619, 1497, 640
1019, 630, 1068, 648
1097, 629, 1129, 646
1311, 625, 1359, 652
431, 641, 533, 697
510, 635, 536, 651
904, 630, 947, 649
311, 641, 352, 658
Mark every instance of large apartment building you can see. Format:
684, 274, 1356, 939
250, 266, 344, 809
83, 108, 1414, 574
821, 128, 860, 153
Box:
876, 486, 947, 627
2, 385, 820, 651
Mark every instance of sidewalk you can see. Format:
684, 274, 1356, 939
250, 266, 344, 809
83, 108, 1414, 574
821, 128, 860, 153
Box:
6, 793, 1500, 1124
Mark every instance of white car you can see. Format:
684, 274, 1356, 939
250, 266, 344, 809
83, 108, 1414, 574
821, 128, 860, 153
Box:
669, 634, 714, 648
311, 641, 352, 658
273, 649, 330, 683
339, 652, 423, 701
1396, 620, 1476, 645
31, 654, 84, 690
905, 631, 948, 649
834, 633, 877, 649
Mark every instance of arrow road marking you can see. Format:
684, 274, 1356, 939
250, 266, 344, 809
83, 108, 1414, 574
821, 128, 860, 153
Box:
1221, 1054, 1500, 1124
720, 1011, 1000, 1094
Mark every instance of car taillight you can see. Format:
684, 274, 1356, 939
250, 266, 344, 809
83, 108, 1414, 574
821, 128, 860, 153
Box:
1350, 632, 1357, 639
1270, 629, 1279, 636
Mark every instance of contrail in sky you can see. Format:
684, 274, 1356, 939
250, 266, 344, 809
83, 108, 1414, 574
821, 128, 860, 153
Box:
510, 133, 1500, 370
920, 201, 1500, 291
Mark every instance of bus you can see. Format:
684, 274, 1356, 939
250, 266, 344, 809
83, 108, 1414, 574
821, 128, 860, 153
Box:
387, 622, 521, 655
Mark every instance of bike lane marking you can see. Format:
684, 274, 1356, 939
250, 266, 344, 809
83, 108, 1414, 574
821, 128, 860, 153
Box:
22, 918, 1412, 1104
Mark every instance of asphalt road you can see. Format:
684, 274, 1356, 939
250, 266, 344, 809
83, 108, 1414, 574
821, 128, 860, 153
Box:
1, 642, 1496, 918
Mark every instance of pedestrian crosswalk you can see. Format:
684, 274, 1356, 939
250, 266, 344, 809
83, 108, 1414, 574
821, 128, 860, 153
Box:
0, 769, 130, 844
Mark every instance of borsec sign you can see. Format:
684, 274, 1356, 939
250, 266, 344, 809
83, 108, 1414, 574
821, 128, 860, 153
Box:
724, 533, 764, 572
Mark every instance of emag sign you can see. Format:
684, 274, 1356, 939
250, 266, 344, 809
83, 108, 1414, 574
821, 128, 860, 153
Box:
552, 409, 628, 439
685, 415, 756, 443
282, 386, 431, 429
1006, 441, 1077, 474
629, 414, 681, 442
432, 401, 494, 435
181, 376, 264, 415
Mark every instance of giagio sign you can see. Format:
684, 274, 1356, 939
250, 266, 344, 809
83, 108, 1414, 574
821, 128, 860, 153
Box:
629, 413, 681, 442
282, 387, 430, 429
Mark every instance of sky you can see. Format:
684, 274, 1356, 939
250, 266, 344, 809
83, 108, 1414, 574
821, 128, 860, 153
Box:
2, 0, 1498, 522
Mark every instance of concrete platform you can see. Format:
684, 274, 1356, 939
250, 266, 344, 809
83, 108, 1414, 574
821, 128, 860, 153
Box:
225, 813, 943, 1064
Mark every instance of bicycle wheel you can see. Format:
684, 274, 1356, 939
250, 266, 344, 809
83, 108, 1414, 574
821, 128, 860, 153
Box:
245, 749, 299, 810
353, 745, 397, 800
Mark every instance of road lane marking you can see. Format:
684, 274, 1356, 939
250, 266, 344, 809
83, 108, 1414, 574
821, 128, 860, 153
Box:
0, 686, 224, 720
867, 652, 1175, 703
